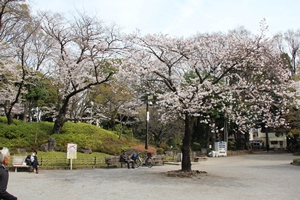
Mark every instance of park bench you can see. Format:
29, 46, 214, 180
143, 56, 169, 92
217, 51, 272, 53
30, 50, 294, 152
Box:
152, 155, 164, 165
105, 156, 127, 168
12, 156, 31, 172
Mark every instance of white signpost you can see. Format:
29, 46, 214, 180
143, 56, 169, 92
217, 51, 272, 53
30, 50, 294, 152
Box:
67, 143, 77, 170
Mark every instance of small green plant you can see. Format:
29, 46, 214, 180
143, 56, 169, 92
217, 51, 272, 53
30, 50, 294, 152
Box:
191, 142, 201, 151
293, 158, 300, 165
156, 148, 164, 155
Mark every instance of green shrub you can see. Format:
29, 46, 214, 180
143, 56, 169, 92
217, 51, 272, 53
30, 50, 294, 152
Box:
228, 140, 236, 150
114, 124, 133, 137
159, 142, 177, 152
0, 118, 51, 151
293, 158, 300, 164
191, 142, 201, 151
0, 117, 142, 155
156, 148, 164, 155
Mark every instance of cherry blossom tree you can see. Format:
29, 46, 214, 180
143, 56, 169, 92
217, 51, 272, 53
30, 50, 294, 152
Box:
39, 12, 125, 134
125, 27, 293, 172
68, 91, 90, 123
0, 0, 43, 124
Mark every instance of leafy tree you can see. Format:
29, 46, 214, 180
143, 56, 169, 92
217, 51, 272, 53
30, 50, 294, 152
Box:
89, 81, 137, 132
148, 108, 184, 148
280, 72, 300, 152
23, 79, 48, 121
273, 29, 300, 74
132, 104, 184, 149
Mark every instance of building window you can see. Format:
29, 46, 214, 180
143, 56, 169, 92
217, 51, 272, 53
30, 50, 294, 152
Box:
271, 141, 278, 145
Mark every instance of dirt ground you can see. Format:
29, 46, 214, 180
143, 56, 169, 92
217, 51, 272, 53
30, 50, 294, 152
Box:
7, 152, 300, 200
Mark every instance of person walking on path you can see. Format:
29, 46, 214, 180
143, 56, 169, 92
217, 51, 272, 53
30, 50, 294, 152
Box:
0, 147, 18, 200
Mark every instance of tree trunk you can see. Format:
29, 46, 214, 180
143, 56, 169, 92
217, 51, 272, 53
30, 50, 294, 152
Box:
236, 132, 242, 150
52, 98, 69, 134
181, 114, 192, 172
4, 100, 13, 124
53, 114, 66, 134
119, 122, 123, 139
111, 117, 115, 130
244, 131, 249, 150
23, 102, 28, 122
6, 112, 13, 125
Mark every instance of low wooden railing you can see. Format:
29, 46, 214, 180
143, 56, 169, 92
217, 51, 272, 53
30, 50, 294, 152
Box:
38, 156, 107, 169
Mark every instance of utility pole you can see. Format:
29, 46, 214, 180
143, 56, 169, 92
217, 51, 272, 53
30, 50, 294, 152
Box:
145, 94, 154, 150
224, 116, 228, 144
145, 95, 149, 150
266, 125, 269, 152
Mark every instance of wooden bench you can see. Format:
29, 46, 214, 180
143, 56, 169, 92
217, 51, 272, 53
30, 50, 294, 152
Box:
152, 155, 164, 166
105, 156, 127, 168
12, 156, 31, 172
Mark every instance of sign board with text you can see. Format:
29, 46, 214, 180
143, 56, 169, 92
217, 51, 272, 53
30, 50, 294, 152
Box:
67, 143, 77, 159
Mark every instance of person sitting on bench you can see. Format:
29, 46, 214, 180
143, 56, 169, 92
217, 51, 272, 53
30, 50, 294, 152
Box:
119, 150, 135, 169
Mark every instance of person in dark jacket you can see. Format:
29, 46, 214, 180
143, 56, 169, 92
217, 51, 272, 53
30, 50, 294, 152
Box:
30, 150, 39, 174
0, 147, 18, 200
119, 150, 135, 169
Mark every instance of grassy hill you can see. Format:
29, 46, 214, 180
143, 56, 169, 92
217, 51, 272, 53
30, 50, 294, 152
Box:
0, 116, 142, 155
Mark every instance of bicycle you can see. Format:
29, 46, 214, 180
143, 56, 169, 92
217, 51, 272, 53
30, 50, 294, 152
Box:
132, 153, 154, 168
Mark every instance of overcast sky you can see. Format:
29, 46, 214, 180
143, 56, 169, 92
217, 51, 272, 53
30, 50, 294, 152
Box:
30, 0, 300, 37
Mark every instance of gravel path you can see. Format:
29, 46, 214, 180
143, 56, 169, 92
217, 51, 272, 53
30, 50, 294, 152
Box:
7, 153, 300, 200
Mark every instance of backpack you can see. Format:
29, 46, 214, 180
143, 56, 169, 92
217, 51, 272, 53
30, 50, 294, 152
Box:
25, 155, 31, 165
131, 153, 138, 160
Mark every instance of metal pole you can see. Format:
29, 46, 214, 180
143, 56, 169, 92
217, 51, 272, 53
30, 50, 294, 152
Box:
145, 96, 149, 150
224, 117, 228, 153
266, 126, 269, 152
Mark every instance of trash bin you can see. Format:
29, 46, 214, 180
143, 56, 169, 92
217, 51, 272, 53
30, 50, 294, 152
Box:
211, 151, 216, 157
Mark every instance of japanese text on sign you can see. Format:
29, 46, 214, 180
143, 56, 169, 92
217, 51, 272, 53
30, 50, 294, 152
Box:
67, 143, 77, 159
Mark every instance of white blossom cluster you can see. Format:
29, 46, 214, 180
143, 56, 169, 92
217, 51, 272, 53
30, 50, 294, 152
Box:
124, 27, 295, 132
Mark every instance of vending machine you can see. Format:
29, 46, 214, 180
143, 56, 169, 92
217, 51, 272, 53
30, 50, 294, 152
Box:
215, 141, 227, 156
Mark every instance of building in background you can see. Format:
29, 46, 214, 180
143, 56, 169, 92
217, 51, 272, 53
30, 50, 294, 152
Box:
249, 128, 287, 150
